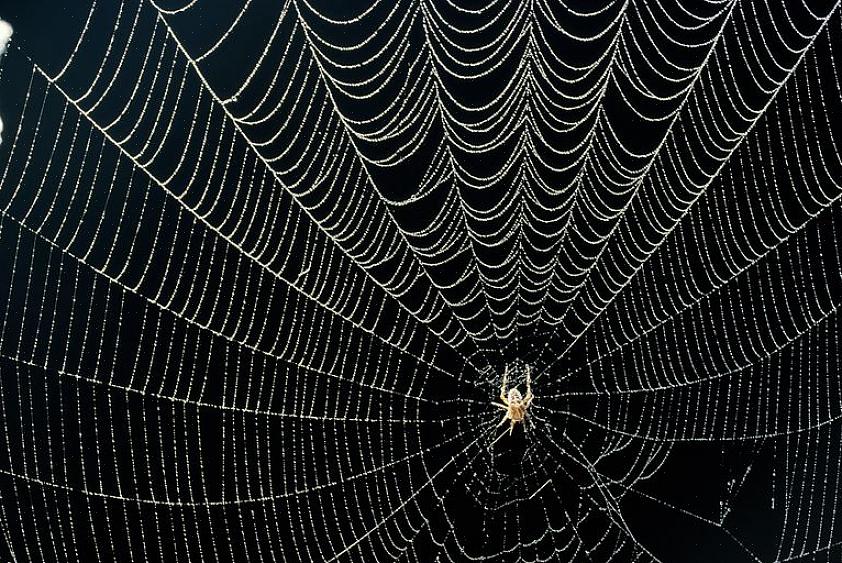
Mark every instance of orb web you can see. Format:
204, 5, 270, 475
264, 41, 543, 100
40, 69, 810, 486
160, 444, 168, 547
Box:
0, 0, 841, 561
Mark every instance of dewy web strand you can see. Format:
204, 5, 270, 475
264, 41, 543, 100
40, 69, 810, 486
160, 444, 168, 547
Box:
1, 1, 842, 561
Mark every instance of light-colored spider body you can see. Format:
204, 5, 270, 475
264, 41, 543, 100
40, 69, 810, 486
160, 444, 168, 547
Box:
490, 366, 533, 445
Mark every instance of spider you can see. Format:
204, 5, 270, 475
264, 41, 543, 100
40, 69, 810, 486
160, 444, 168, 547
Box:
490, 365, 533, 444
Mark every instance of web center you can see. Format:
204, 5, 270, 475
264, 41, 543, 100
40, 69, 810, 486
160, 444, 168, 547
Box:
490, 364, 534, 447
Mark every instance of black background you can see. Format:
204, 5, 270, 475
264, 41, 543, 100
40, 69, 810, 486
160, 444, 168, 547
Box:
0, 1, 840, 561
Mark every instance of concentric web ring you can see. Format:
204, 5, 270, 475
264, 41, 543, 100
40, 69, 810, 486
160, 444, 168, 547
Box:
1, 0, 841, 561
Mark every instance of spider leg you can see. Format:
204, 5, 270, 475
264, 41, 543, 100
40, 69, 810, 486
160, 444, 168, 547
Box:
497, 414, 509, 428
526, 365, 532, 394
500, 365, 508, 403
492, 402, 508, 410
524, 367, 534, 407
488, 430, 506, 449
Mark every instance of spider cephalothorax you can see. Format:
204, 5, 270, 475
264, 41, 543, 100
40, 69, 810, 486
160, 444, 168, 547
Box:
491, 366, 533, 444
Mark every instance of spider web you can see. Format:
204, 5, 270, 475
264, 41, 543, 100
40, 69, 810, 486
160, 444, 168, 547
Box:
0, 0, 841, 561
